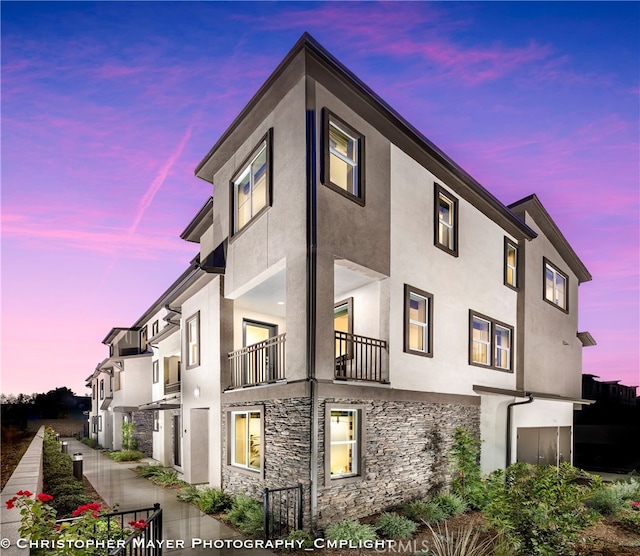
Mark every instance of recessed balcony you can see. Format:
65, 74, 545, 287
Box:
228, 333, 286, 388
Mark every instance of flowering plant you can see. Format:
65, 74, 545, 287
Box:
6, 491, 136, 556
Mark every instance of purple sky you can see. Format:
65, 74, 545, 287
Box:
2, 2, 638, 396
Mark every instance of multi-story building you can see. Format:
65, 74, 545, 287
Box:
87, 34, 594, 529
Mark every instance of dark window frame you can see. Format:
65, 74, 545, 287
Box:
434, 183, 459, 257
226, 405, 265, 478
325, 403, 366, 486
403, 284, 434, 358
468, 310, 514, 372
322, 109, 366, 206
152, 320, 159, 337
504, 237, 519, 291
543, 257, 569, 313
229, 129, 273, 239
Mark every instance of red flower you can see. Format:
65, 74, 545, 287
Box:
37, 493, 54, 503
72, 502, 102, 517
631, 501, 640, 510
128, 519, 149, 530
16, 490, 33, 497
6, 496, 18, 509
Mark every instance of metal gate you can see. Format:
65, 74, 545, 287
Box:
262, 484, 303, 539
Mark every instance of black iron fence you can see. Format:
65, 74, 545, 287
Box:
229, 333, 286, 388
263, 484, 303, 540
335, 331, 387, 383
55, 504, 162, 556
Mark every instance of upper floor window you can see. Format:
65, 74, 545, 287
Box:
434, 184, 458, 256
152, 320, 159, 337
544, 258, 568, 311
469, 311, 513, 371
152, 360, 159, 384
403, 284, 433, 357
99, 379, 104, 399
230, 409, 262, 472
323, 110, 365, 205
92, 384, 96, 399
504, 239, 518, 289
232, 130, 272, 235
140, 326, 148, 352
186, 312, 200, 369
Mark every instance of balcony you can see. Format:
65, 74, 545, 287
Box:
229, 333, 286, 388
335, 331, 387, 383
164, 381, 180, 395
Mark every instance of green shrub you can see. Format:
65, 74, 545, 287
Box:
618, 505, 640, 534
136, 464, 163, 477
108, 450, 144, 462
325, 519, 377, 542
196, 487, 232, 514
53, 493, 94, 518
449, 427, 487, 509
80, 437, 102, 449
177, 484, 200, 503
48, 478, 85, 498
224, 495, 264, 536
484, 462, 600, 556
609, 479, 640, 501
121, 421, 137, 451
585, 486, 624, 515
402, 500, 447, 523
432, 492, 467, 517
375, 512, 417, 539
282, 530, 314, 551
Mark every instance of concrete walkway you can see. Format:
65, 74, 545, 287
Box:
63, 438, 274, 555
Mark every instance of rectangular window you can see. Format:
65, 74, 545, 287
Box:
230, 410, 262, 471
469, 311, 514, 371
152, 360, 159, 384
140, 326, 148, 352
152, 320, 159, 337
543, 258, 568, 311
231, 130, 272, 235
99, 379, 104, 400
323, 110, 365, 205
434, 184, 459, 256
98, 415, 102, 432
330, 409, 358, 478
403, 285, 433, 357
186, 312, 200, 369
153, 411, 159, 432
92, 384, 96, 400
504, 239, 518, 289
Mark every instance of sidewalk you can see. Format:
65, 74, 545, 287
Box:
63, 438, 274, 555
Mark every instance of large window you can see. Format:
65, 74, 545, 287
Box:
469, 311, 513, 371
504, 239, 518, 290
185, 312, 200, 369
328, 408, 361, 479
230, 409, 262, 472
543, 258, 568, 311
232, 130, 272, 235
404, 285, 433, 357
434, 184, 459, 256
323, 110, 365, 204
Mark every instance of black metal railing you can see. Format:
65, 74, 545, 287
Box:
164, 381, 180, 395
263, 484, 303, 540
229, 333, 286, 388
55, 504, 162, 556
335, 331, 387, 383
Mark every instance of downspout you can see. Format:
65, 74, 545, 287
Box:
506, 393, 534, 467
305, 75, 319, 531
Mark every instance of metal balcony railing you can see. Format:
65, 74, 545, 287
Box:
228, 333, 286, 388
335, 331, 388, 383
164, 381, 180, 395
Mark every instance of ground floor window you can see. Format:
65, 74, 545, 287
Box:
230, 409, 262, 472
326, 404, 364, 483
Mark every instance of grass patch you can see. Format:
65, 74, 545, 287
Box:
108, 450, 144, 462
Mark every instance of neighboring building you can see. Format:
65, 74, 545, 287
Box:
87, 34, 595, 529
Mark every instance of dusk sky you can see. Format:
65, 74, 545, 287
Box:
1, 2, 638, 397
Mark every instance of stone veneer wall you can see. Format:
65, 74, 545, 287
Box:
132, 410, 154, 457
221, 394, 479, 533
222, 397, 312, 527
316, 397, 480, 529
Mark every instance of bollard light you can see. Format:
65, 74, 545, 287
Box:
55, 433, 60, 442
72, 453, 83, 481
61, 441, 68, 454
